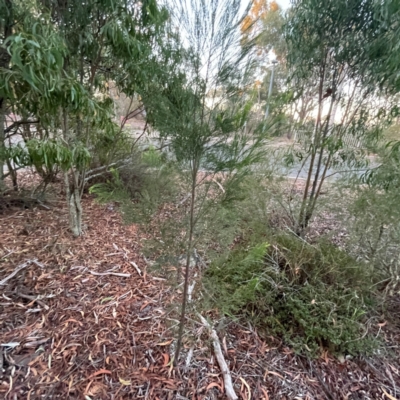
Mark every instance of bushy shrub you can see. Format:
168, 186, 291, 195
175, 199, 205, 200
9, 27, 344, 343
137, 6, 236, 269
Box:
204, 233, 378, 356
89, 146, 177, 223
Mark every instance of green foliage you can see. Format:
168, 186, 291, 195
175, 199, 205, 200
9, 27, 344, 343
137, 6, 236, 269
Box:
141, 145, 164, 168
90, 148, 177, 223
7, 139, 90, 172
205, 233, 377, 356
281, 0, 397, 234
4, 24, 64, 94
89, 168, 131, 204
120, 153, 177, 224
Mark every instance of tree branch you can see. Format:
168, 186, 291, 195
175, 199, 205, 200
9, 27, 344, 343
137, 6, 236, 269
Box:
5, 120, 39, 135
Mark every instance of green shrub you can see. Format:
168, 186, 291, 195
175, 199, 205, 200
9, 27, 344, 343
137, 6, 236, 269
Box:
89, 148, 177, 223
204, 233, 378, 356
89, 168, 131, 203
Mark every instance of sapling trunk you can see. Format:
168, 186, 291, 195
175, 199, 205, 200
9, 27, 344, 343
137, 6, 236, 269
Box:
0, 0, 13, 191
174, 166, 197, 364
0, 100, 6, 189
297, 63, 326, 235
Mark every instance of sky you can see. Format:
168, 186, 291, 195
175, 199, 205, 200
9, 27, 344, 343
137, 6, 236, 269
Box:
276, 0, 291, 10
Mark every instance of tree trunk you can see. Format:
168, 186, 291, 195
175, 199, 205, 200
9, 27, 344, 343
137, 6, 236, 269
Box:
175, 166, 197, 364
61, 108, 84, 236
0, 100, 6, 190
5, 157, 18, 191
0, 0, 13, 191
64, 171, 83, 236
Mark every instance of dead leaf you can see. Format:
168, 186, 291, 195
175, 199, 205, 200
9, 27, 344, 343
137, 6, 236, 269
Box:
239, 377, 251, 400
119, 377, 131, 386
156, 340, 173, 346
260, 386, 269, 400
162, 353, 169, 367
206, 382, 222, 392
86, 369, 111, 380
63, 318, 83, 327
264, 370, 284, 380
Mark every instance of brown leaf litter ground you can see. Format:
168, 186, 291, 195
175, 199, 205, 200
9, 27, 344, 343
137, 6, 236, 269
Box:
1, 174, 400, 399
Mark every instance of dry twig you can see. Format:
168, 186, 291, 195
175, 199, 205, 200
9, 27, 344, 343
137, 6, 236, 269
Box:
0, 259, 44, 286
88, 270, 131, 278
15, 292, 50, 310
198, 314, 238, 400
130, 261, 142, 276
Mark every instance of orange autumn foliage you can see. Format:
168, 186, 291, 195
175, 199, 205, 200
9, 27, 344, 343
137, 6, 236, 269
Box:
240, 0, 280, 36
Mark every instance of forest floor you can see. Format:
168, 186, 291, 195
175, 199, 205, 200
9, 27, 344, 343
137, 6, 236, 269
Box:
1, 171, 400, 400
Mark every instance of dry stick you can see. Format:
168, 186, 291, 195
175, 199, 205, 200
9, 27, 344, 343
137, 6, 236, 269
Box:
1, 250, 14, 260
88, 270, 131, 278
15, 292, 49, 311
130, 261, 142, 276
0, 260, 44, 286
24, 338, 51, 348
185, 347, 194, 370
0, 347, 3, 379
198, 314, 238, 400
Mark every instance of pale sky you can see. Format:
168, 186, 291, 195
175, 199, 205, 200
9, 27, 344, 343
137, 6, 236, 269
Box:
276, 0, 291, 10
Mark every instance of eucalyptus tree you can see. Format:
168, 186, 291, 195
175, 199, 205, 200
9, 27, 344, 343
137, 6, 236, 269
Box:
284, 0, 395, 236
27, 0, 168, 235
362, 0, 400, 94
0, 0, 71, 190
142, 0, 264, 363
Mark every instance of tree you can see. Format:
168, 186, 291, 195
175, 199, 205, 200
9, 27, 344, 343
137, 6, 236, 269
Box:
284, 0, 395, 236
0, 0, 169, 235
142, 0, 264, 364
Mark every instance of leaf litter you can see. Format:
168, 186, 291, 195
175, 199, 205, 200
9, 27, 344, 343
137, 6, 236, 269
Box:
0, 180, 400, 399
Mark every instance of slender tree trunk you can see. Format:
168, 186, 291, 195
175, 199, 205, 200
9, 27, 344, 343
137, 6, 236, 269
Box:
61, 109, 83, 236
175, 166, 197, 364
5, 158, 18, 190
297, 67, 326, 235
300, 69, 344, 232
0, 100, 6, 190
0, 0, 13, 191
64, 171, 83, 236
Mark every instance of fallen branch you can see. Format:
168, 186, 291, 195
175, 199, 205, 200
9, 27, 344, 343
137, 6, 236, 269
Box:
89, 270, 131, 278
198, 314, 238, 400
188, 282, 196, 302
15, 292, 50, 311
0, 260, 44, 286
194, 248, 207, 269
185, 346, 194, 370
178, 193, 191, 207
130, 261, 142, 276
23, 337, 51, 348
0, 347, 3, 379
188, 273, 198, 303
1, 250, 15, 260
